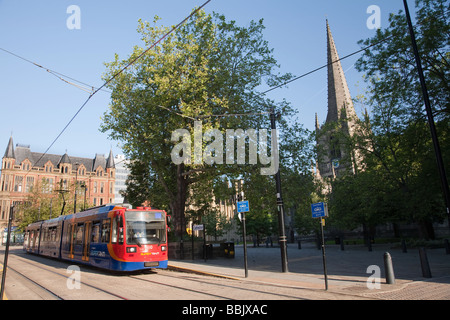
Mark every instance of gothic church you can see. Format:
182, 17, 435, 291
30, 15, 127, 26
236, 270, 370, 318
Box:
315, 21, 362, 180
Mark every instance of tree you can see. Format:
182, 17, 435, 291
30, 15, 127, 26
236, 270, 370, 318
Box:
18, 179, 79, 230
101, 10, 295, 242
332, 0, 450, 238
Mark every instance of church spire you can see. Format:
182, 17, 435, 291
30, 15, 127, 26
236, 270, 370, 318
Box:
315, 113, 320, 131
325, 20, 357, 124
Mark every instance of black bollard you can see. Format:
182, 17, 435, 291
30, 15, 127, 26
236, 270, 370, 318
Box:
340, 237, 345, 251
383, 252, 395, 284
297, 240, 301, 250
444, 239, 450, 255
401, 239, 407, 253
419, 247, 432, 278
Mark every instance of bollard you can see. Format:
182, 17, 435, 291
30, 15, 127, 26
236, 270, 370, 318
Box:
340, 236, 345, 251
297, 240, 301, 250
401, 239, 407, 253
419, 247, 432, 278
444, 239, 450, 255
383, 252, 395, 284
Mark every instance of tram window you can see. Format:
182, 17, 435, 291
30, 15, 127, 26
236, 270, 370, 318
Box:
101, 219, 110, 243
42, 228, 47, 242
112, 217, 117, 243
67, 224, 73, 243
75, 223, 84, 245
51, 227, 57, 241
111, 216, 124, 244
91, 221, 100, 243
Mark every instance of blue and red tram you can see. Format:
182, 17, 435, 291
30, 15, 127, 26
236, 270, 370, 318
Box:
23, 204, 169, 271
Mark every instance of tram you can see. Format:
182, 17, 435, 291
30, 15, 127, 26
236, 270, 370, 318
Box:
23, 204, 169, 271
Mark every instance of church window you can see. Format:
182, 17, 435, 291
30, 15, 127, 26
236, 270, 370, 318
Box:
329, 136, 341, 159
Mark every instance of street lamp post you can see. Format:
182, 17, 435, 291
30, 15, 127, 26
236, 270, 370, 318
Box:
74, 163, 79, 213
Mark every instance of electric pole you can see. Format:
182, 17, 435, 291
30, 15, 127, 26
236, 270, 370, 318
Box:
403, 0, 450, 228
270, 108, 288, 273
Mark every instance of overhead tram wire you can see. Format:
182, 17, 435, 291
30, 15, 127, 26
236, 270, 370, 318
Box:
19, 0, 212, 178
197, 33, 396, 121
260, 33, 396, 96
0, 47, 111, 94
190, 9, 450, 120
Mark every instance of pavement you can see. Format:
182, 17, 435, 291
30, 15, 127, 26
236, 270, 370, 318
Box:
167, 242, 450, 300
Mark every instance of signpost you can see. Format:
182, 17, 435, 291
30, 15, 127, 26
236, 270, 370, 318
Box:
190, 224, 204, 260
311, 202, 328, 290
311, 202, 328, 218
237, 200, 249, 278
0, 206, 14, 300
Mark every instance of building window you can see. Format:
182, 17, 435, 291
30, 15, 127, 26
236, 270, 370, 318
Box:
22, 162, 30, 171
14, 176, 23, 192
26, 176, 34, 192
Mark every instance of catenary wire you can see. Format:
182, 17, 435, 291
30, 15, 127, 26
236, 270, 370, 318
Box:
0, 47, 111, 94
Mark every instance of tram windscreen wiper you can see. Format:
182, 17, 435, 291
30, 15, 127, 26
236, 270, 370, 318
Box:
134, 237, 143, 247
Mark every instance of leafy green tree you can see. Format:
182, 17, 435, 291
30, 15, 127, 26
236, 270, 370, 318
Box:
18, 179, 81, 230
328, 0, 450, 239
101, 10, 294, 241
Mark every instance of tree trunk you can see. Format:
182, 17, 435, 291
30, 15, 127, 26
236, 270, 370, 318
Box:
171, 164, 188, 258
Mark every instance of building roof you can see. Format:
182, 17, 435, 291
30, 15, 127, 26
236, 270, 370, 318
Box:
3, 136, 14, 159
2, 138, 114, 172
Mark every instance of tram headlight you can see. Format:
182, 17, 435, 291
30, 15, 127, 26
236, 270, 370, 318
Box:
161, 246, 167, 251
127, 247, 137, 253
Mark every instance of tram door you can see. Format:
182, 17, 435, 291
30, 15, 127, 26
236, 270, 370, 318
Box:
82, 222, 91, 261
69, 224, 75, 259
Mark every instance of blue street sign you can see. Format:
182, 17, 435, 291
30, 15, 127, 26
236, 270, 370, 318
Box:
237, 200, 249, 213
311, 202, 328, 218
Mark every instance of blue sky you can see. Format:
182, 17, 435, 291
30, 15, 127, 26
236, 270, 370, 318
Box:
0, 0, 407, 160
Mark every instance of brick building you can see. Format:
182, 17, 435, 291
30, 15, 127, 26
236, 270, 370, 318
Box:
0, 136, 115, 228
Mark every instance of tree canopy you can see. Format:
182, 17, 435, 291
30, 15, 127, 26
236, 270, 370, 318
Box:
101, 10, 313, 241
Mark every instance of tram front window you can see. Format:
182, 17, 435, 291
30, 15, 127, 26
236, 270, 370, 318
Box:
125, 211, 166, 246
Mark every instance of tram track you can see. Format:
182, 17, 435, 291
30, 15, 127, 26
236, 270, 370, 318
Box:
4, 252, 128, 300
5, 249, 312, 300
6, 266, 65, 300
8, 251, 236, 300
143, 270, 309, 300
128, 273, 235, 300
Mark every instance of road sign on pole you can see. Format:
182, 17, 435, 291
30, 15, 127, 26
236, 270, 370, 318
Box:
311, 202, 328, 218
236, 200, 249, 278
310, 202, 329, 290
193, 224, 204, 231
237, 200, 249, 213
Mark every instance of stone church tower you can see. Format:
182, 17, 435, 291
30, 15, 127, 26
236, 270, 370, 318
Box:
315, 21, 361, 180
